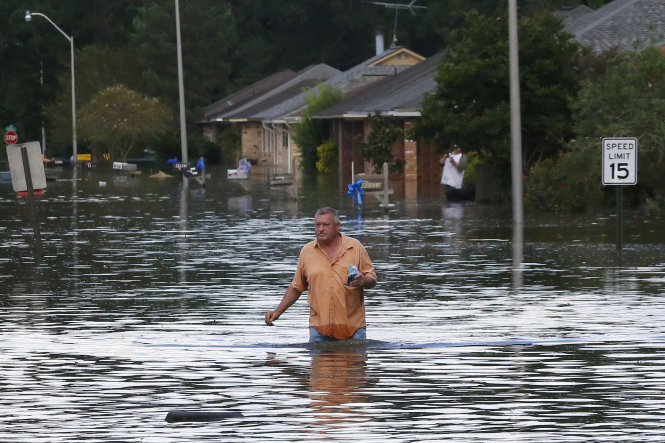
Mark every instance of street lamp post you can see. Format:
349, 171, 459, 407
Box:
25, 10, 77, 165
174, 0, 188, 165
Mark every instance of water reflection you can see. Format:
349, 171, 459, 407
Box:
178, 176, 188, 285
512, 221, 523, 295
309, 346, 370, 427
265, 344, 372, 431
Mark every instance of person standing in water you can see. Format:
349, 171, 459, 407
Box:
264, 207, 377, 342
440, 144, 467, 200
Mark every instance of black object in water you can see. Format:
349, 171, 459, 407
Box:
165, 410, 244, 423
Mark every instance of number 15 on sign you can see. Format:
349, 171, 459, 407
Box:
602, 137, 637, 185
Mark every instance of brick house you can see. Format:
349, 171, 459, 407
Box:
251, 46, 425, 173
313, 53, 444, 199
201, 64, 340, 169
201, 46, 425, 174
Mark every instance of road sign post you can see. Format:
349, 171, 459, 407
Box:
602, 137, 637, 250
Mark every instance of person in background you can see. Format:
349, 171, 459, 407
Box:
264, 207, 377, 342
440, 144, 467, 200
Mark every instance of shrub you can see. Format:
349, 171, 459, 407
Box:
525, 146, 604, 212
316, 140, 337, 174
361, 112, 403, 173
293, 84, 343, 175
217, 127, 241, 163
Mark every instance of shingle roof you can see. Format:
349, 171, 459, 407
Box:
202, 69, 295, 121
554, 5, 594, 22
257, 47, 417, 122
313, 52, 444, 119
563, 0, 665, 53
208, 63, 341, 122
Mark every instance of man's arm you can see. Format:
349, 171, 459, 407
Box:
265, 285, 303, 326
454, 154, 467, 171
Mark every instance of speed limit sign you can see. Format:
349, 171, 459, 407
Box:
602, 137, 637, 185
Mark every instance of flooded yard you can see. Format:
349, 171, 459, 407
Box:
1, 166, 665, 441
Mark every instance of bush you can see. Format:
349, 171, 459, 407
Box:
462, 151, 480, 187
293, 84, 343, 175
525, 147, 605, 212
217, 127, 241, 164
361, 112, 403, 173
316, 140, 337, 174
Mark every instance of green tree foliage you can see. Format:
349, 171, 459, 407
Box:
525, 146, 604, 212
416, 11, 583, 172
6, 1, 140, 149
78, 85, 172, 161
217, 127, 242, 164
45, 46, 143, 156
130, 0, 237, 120
316, 140, 338, 175
6, 0, 613, 163
573, 47, 665, 205
361, 113, 403, 173
292, 84, 343, 174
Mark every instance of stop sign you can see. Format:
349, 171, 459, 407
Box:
4, 131, 18, 144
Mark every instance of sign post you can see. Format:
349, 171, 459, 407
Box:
602, 137, 637, 250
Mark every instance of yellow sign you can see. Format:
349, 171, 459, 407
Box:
77, 153, 92, 161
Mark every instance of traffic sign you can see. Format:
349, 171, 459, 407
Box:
6, 141, 47, 192
602, 137, 637, 185
4, 131, 18, 144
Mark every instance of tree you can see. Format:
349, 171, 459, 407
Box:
130, 0, 237, 120
416, 11, 583, 170
292, 84, 343, 174
573, 47, 665, 204
78, 85, 173, 161
360, 113, 403, 173
316, 140, 337, 174
44, 46, 144, 156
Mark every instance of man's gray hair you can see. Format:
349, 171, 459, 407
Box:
315, 207, 340, 224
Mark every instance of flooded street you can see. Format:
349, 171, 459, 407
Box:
2, 166, 665, 442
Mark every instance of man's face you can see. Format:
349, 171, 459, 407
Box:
315, 213, 339, 244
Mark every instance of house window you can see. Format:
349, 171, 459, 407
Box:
282, 130, 289, 148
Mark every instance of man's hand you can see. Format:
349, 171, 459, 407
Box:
265, 310, 280, 326
349, 273, 376, 289
264, 286, 302, 326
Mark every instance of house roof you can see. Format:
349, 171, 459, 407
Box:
225, 64, 341, 121
202, 69, 295, 121
554, 5, 595, 22
369, 47, 426, 66
313, 52, 444, 119
257, 46, 423, 123
562, 0, 665, 53
206, 63, 341, 122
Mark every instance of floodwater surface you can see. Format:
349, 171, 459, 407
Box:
1, 166, 665, 442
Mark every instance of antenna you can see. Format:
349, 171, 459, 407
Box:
366, 1, 427, 47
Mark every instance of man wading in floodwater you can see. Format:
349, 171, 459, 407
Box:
264, 207, 377, 342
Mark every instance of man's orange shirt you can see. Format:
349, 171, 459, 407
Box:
291, 234, 377, 339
